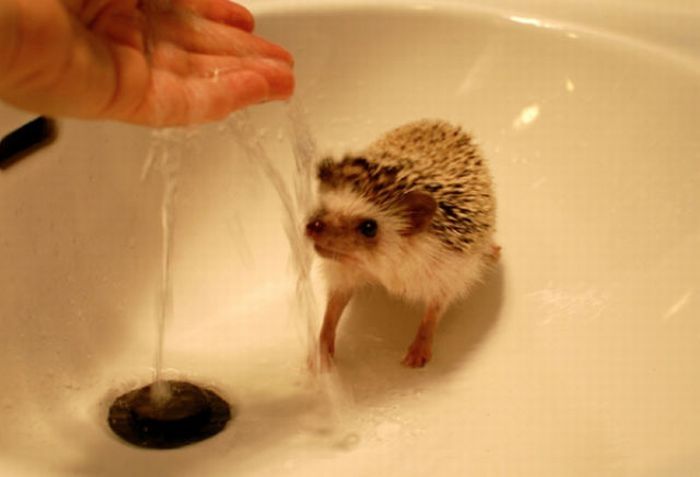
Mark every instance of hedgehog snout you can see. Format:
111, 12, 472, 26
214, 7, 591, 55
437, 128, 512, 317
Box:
305, 218, 326, 238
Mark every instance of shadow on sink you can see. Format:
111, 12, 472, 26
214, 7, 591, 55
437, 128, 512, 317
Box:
335, 263, 505, 402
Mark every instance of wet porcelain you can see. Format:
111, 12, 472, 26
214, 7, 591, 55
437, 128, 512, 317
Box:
0, 1, 698, 475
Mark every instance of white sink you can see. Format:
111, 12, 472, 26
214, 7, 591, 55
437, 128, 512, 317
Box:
1, 1, 699, 475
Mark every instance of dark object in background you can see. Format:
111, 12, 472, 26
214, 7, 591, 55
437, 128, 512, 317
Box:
0, 116, 57, 170
108, 380, 233, 449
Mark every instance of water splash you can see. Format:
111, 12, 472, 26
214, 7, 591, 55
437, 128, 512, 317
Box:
528, 283, 609, 326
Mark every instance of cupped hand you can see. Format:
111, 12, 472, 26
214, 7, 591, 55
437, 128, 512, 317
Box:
0, 0, 294, 126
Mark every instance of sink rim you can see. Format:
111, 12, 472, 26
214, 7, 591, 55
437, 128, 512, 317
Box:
249, 0, 700, 75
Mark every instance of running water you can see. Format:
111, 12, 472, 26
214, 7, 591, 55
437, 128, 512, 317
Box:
224, 107, 317, 355
224, 101, 350, 412
138, 100, 347, 415
141, 129, 186, 406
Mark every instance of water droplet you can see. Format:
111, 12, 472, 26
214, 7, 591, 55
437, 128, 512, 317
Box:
335, 432, 360, 450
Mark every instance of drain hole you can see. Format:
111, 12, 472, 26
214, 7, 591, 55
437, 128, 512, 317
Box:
108, 380, 232, 449
0, 116, 57, 170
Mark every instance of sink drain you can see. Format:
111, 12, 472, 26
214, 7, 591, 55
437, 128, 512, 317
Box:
108, 380, 232, 449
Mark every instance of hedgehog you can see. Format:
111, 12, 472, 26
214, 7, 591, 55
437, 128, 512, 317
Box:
305, 119, 499, 368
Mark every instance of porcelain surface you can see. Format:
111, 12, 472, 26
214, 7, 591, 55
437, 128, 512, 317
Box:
0, 1, 699, 475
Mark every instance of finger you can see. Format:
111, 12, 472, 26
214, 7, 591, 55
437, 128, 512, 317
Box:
193, 56, 295, 99
239, 57, 295, 100
171, 0, 255, 32
149, 12, 293, 65
157, 70, 269, 125
150, 43, 292, 90
125, 60, 293, 126
91, 10, 147, 51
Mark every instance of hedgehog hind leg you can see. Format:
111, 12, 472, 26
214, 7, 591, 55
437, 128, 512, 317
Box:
488, 243, 502, 263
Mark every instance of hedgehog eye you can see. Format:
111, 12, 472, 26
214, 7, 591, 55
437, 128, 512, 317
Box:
357, 219, 378, 238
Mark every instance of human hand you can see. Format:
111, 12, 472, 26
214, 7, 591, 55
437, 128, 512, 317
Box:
0, 0, 294, 126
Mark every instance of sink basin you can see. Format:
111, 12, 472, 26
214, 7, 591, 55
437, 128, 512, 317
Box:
1, 0, 699, 475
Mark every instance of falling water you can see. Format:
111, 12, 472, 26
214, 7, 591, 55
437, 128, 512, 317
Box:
285, 101, 329, 368
224, 101, 349, 412
138, 99, 347, 415
108, 128, 233, 450
141, 129, 186, 406
285, 101, 351, 414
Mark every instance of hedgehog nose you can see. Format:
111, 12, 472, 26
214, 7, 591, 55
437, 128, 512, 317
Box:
306, 219, 325, 237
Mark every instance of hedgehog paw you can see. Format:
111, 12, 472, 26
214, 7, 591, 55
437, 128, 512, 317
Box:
307, 351, 334, 373
307, 342, 335, 373
488, 244, 502, 263
402, 341, 432, 368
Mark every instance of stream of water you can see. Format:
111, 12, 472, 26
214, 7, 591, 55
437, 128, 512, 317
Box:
224, 104, 319, 358
225, 102, 349, 412
139, 100, 347, 418
141, 129, 186, 406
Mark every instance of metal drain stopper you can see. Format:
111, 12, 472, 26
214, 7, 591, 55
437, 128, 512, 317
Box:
108, 380, 231, 449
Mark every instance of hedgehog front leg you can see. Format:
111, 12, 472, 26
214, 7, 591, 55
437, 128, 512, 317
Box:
318, 288, 354, 368
402, 302, 445, 368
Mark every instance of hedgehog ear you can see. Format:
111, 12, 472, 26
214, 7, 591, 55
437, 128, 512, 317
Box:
317, 158, 336, 185
399, 191, 437, 236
